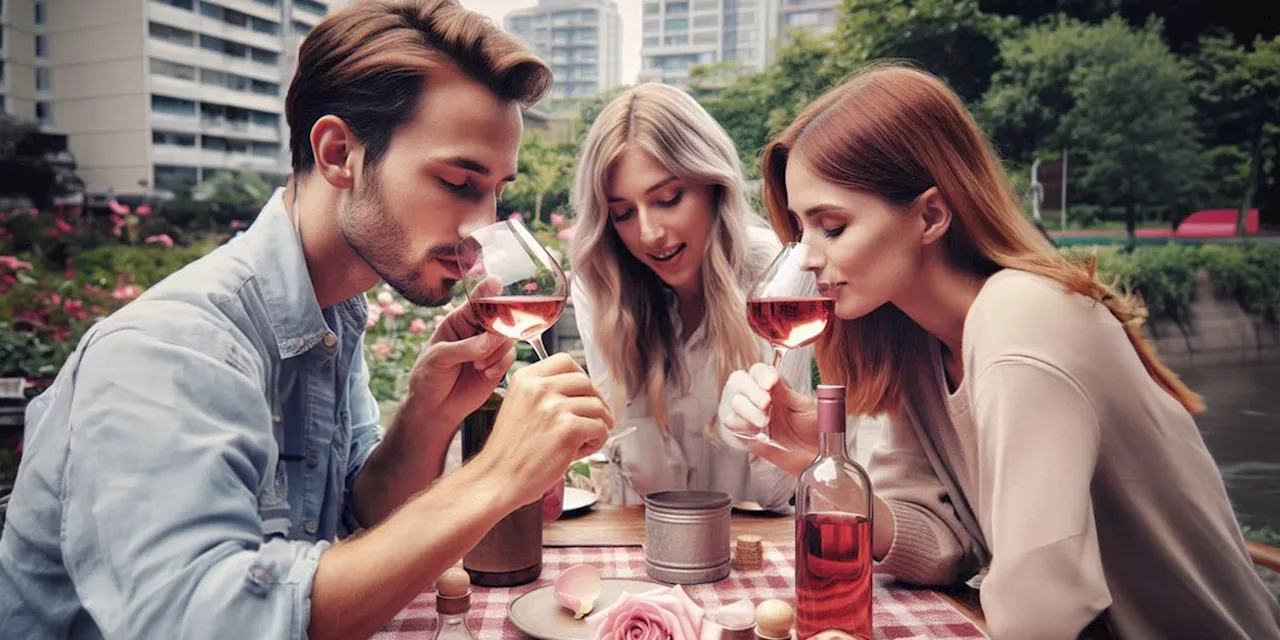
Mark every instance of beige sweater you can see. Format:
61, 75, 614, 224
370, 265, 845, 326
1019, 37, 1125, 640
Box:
869, 269, 1280, 639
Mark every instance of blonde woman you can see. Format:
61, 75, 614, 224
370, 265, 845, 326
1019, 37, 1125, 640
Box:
718, 63, 1280, 639
568, 83, 813, 509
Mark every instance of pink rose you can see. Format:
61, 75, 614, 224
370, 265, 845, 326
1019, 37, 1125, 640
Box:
135, 204, 152, 217
586, 584, 705, 640
383, 302, 406, 317
145, 234, 175, 248
230, 220, 246, 230
508, 212, 524, 222
550, 213, 566, 227
372, 341, 392, 358
557, 226, 575, 241
408, 317, 428, 334
366, 305, 383, 330
54, 218, 73, 233
0, 256, 33, 271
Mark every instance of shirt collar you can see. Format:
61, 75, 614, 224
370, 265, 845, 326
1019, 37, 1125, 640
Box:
238, 188, 360, 359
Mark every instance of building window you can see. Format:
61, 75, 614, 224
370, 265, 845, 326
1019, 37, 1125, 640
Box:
36, 102, 53, 126
294, 0, 326, 15
251, 0, 279, 6
151, 57, 198, 81
35, 2, 45, 25
150, 22, 196, 47
155, 165, 199, 190
153, 0, 195, 10
0, 61, 6, 86
292, 20, 309, 35
693, 0, 718, 9
693, 31, 717, 44
643, 36, 659, 47
152, 130, 197, 146
665, 17, 689, 31
35, 35, 47, 58
643, 2, 660, 15
151, 94, 197, 117
36, 68, 50, 91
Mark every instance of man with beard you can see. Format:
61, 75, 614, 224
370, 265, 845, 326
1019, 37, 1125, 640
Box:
0, 2, 611, 639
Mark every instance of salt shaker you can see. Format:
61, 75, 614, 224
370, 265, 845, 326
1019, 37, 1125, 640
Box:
432, 567, 477, 640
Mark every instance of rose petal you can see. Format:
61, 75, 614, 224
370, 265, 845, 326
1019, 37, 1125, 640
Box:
554, 564, 601, 619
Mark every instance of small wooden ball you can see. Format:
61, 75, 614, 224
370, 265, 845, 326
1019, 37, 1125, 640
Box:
754, 599, 795, 638
436, 567, 471, 598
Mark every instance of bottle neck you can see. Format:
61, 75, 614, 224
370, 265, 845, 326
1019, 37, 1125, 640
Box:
817, 429, 849, 461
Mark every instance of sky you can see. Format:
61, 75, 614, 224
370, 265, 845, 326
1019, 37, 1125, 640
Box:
459, 0, 645, 84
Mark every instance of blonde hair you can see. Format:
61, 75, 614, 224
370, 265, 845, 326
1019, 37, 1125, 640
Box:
569, 83, 766, 436
762, 62, 1204, 420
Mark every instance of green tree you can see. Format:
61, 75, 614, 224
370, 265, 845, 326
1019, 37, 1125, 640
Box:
982, 17, 1204, 240
1060, 17, 1204, 241
190, 169, 275, 206
1186, 33, 1280, 234
831, 0, 1017, 105
505, 133, 575, 223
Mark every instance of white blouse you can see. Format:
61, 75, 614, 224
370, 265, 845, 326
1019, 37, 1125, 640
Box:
570, 225, 815, 509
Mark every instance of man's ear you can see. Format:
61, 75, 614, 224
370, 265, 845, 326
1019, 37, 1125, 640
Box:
916, 187, 952, 246
310, 115, 358, 190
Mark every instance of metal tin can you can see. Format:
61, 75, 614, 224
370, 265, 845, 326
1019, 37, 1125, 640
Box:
643, 490, 732, 584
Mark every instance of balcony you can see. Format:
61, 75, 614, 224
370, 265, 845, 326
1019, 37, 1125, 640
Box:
200, 117, 281, 142
192, 49, 281, 81
150, 111, 203, 134
200, 148, 284, 172
150, 2, 282, 53
151, 144, 203, 167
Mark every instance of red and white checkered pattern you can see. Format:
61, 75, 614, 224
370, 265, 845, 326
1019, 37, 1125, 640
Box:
376, 544, 986, 639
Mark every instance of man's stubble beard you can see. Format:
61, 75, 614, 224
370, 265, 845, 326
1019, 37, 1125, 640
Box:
340, 171, 455, 308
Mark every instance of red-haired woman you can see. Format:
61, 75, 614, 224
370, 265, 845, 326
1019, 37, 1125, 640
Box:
717, 62, 1280, 639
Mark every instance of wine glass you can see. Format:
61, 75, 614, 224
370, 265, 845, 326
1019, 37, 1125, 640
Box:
455, 217, 640, 448
738, 242, 835, 451
455, 217, 567, 361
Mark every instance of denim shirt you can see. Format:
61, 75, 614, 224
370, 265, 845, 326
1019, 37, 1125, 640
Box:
0, 189, 384, 639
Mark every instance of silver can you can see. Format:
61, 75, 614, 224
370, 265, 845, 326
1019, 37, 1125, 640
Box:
643, 490, 732, 584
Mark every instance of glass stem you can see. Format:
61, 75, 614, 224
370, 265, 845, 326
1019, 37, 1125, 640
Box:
528, 334, 550, 361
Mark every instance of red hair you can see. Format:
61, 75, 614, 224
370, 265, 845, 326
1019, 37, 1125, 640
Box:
761, 62, 1203, 419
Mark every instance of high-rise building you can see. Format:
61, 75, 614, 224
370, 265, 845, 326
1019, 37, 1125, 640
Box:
0, 0, 332, 195
638, 0, 777, 89
777, 0, 839, 42
504, 0, 621, 113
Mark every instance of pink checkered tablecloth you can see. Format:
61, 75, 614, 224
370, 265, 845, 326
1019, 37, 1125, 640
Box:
375, 543, 986, 639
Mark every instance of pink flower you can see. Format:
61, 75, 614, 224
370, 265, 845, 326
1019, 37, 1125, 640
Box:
135, 204, 152, 217
108, 200, 129, 216
230, 220, 246, 230
0, 256, 33, 271
50, 293, 61, 305
586, 584, 705, 640
366, 305, 383, 330
523, 281, 539, 293
54, 218, 73, 233
91, 305, 102, 314
383, 302, 406, 317
145, 234, 175, 248
508, 212, 524, 223
372, 341, 392, 358
550, 213, 566, 227
557, 226, 576, 241
111, 285, 142, 300
408, 317, 428, 334
27, 208, 38, 217
64, 269, 76, 279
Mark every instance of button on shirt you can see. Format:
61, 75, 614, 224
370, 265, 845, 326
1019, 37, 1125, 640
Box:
0, 189, 384, 639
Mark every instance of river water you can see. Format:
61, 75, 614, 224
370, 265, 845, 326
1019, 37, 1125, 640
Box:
1176, 360, 1280, 534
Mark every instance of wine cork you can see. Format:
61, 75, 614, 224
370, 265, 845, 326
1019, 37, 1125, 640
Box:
754, 599, 794, 640
733, 534, 763, 571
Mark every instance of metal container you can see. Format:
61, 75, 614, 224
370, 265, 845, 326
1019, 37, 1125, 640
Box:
643, 490, 732, 584
461, 388, 543, 587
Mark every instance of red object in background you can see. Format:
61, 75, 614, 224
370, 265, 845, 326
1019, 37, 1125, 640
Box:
1135, 208, 1261, 239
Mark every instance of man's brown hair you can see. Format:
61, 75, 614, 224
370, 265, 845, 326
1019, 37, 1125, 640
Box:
285, 0, 553, 174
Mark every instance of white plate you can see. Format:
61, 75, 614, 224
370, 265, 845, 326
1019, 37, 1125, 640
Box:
560, 487, 598, 517
509, 578, 664, 640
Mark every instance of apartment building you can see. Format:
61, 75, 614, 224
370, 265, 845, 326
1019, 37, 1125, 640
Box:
638, 0, 777, 88
777, 0, 839, 42
504, 0, 621, 112
1, 0, 330, 195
